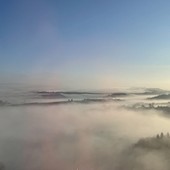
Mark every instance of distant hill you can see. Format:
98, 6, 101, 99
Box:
108, 93, 128, 97
35, 91, 105, 96
36, 92, 66, 99
148, 94, 170, 100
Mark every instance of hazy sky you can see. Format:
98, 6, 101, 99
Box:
1, 0, 170, 89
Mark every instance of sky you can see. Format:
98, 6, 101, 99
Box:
1, 0, 170, 90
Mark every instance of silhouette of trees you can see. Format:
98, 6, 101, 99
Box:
135, 132, 170, 150
156, 134, 160, 139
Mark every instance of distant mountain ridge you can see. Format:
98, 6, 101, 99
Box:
108, 93, 128, 97
148, 94, 170, 100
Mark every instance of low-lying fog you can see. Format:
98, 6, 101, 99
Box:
1, 88, 170, 170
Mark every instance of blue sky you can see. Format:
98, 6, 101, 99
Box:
1, 0, 170, 89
